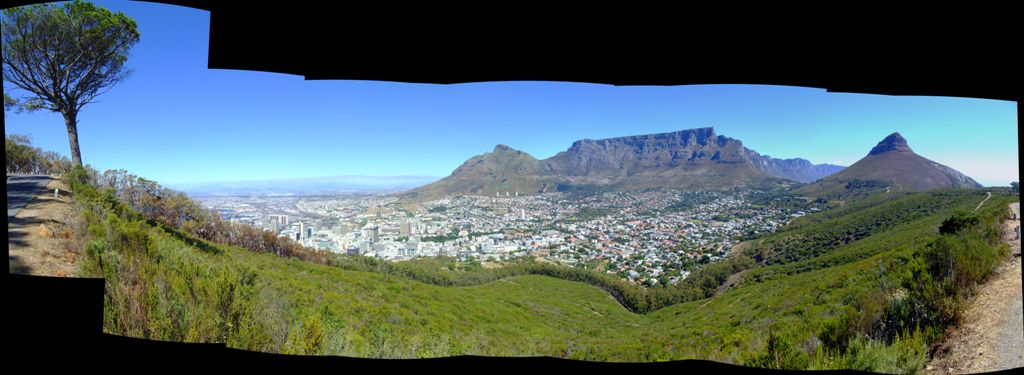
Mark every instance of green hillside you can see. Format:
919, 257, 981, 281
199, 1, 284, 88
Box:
67, 168, 1016, 372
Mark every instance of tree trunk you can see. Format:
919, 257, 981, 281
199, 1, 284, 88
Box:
62, 110, 83, 167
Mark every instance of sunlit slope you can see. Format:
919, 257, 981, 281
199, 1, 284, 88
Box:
83, 186, 1014, 367
595, 190, 1011, 364
746, 190, 989, 264
223, 247, 645, 357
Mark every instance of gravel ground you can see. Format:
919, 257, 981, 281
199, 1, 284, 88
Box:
8, 178, 78, 277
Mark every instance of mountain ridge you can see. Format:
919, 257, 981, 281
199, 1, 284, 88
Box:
405, 127, 847, 200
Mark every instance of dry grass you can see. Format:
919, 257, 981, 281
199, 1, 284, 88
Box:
37, 223, 52, 238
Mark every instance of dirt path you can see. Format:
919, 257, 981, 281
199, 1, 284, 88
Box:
972, 191, 992, 213
8, 178, 79, 277
925, 202, 1023, 374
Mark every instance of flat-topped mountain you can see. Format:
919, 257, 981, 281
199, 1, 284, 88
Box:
404, 127, 846, 200
538, 128, 778, 190
797, 132, 982, 197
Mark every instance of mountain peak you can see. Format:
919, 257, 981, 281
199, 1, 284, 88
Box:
493, 144, 518, 153
868, 132, 913, 155
798, 131, 981, 195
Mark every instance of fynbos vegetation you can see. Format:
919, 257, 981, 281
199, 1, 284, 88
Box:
64, 164, 1018, 370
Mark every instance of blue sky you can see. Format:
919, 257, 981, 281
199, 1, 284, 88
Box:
4, 1, 1019, 187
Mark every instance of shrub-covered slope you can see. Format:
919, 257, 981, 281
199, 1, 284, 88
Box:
67, 168, 1016, 372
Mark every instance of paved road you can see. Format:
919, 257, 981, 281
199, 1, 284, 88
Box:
7, 174, 53, 221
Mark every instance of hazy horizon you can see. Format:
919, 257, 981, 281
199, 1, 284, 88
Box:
167, 174, 442, 193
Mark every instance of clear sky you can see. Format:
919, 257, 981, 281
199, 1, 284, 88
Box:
4, 1, 1019, 187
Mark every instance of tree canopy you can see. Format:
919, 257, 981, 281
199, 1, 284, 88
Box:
2, 0, 139, 166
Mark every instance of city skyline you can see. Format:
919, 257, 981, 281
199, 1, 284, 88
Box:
3, 0, 1019, 187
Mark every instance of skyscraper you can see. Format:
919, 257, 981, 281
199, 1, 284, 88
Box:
266, 217, 279, 233
269, 214, 289, 226
299, 222, 305, 240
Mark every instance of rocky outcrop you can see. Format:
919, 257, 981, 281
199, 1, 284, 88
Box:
868, 132, 913, 155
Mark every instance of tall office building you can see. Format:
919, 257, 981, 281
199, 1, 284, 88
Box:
269, 214, 289, 227
299, 222, 305, 240
266, 217, 279, 233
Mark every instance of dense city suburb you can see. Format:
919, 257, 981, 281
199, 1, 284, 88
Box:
199, 189, 819, 286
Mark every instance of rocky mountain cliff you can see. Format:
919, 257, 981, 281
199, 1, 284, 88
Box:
404, 127, 847, 200
797, 132, 982, 197
538, 128, 774, 189
747, 151, 846, 183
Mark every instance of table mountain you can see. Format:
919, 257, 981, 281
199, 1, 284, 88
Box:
404, 127, 846, 200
